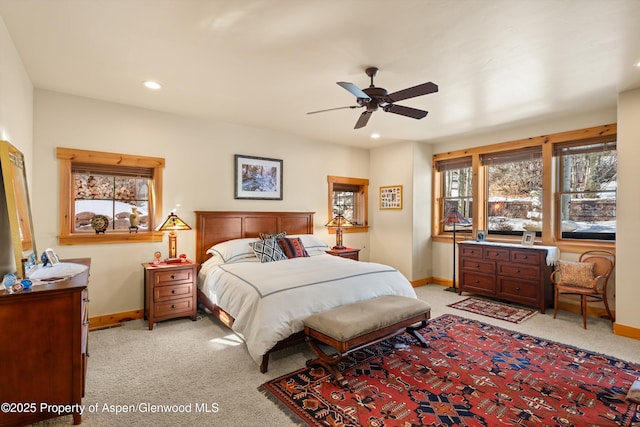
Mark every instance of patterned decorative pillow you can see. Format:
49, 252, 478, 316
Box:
277, 237, 309, 258
259, 232, 286, 241
558, 260, 595, 288
251, 238, 288, 263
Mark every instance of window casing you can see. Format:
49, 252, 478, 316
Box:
436, 157, 473, 233
327, 176, 368, 232
432, 123, 617, 251
57, 147, 165, 245
482, 147, 543, 236
554, 138, 616, 241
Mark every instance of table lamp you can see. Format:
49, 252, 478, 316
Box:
157, 212, 191, 263
325, 214, 353, 250
441, 207, 471, 292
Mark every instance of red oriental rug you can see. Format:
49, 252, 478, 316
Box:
447, 297, 538, 324
260, 314, 639, 427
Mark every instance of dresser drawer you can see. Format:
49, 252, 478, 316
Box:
498, 278, 538, 301
483, 247, 509, 261
153, 268, 194, 285
461, 258, 495, 274
460, 245, 483, 259
497, 263, 539, 280
510, 250, 541, 265
460, 272, 496, 295
154, 283, 193, 302
154, 298, 194, 317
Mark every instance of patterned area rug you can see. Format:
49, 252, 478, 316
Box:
447, 296, 538, 323
260, 314, 640, 427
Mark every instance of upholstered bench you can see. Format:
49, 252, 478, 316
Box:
303, 295, 431, 388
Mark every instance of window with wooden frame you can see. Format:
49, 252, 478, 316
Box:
435, 157, 473, 234
57, 147, 165, 245
327, 176, 369, 232
432, 123, 616, 252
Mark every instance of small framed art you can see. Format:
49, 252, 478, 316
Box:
234, 155, 283, 200
380, 185, 402, 210
521, 231, 535, 246
476, 230, 487, 241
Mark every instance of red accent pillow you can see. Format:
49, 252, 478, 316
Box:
277, 237, 309, 259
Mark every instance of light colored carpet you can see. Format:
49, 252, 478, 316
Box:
33, 285, 640, 427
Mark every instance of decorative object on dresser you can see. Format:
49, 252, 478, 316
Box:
325, 247, 360, 261
521, 230, 535, 245
441, 207, 471, 292
143, 261, 197, 330
157, 210, 191, 263
551, 250, 615, 329
325, 213, 352, 249
458, 241, 558, 313
0, 258, 91, 426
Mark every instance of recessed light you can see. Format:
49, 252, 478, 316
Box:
634, 61, 640, 68
371, 133, 381, 139
143, 81, 162, 90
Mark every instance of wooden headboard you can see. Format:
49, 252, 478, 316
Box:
194, 211, 315, 264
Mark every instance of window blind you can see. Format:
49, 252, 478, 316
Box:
481, 146, 542, 165
71, 162, 154, 178
553, 136, 617, 157
435, 156, 472, 172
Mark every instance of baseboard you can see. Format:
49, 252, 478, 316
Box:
89, 309, 144, 331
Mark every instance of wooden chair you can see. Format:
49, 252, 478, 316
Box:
552, 250, 615, 329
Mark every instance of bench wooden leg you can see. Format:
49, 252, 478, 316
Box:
406, 320, 429, 348
306, 339, 349, 388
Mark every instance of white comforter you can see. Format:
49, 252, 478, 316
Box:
198, 254, 417, 365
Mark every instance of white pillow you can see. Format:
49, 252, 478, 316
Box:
287, 234, 330, 256
205, 237, 259, 263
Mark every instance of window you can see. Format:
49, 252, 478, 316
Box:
482, 147, 543, 236
327, 176, 368, 231
436, 157, 473, 233
57, 147, 165, 245
554, 138, 616, 240
432, 123, 616, 249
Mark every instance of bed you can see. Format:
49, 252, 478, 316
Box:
194, 211, 418, 372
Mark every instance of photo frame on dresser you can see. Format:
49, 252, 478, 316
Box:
522, 231, 535, 246
234, 155, 283, 200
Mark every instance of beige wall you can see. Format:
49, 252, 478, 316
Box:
0, 16, 33, 173
616, 87, 640, 330
32, 90, 371, 316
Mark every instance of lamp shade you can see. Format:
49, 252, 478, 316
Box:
441, 208, 471, 226
157, 212, 192, 231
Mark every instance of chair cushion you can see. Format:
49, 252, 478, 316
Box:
558, 260, 595, 288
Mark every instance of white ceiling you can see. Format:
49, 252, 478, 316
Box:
1, 0, 639, 149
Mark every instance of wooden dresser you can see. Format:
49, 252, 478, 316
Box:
458, 242, 555, 313
0, 258, 90, 427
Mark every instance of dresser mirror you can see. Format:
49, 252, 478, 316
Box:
0, 140, 37, 278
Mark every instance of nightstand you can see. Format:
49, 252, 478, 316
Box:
142, 261, 197, 330
326, 247, 360, 261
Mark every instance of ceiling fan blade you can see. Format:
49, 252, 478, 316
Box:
383, 104, 428, 119
337, 82, 371, 101
354, 111, 372, 129
307, 105, 361, 115
386, 82, 438, 102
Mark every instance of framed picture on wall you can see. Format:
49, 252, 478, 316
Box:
380, 185, 402, 210
234, 155, 283, 200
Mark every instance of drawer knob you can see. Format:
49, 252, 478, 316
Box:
475, 264, 480, 268
171, 275, 176, 279
515, 287, 520, 291
523, 256, 528, 259
474, 280, 480, 283
171, 290, 176, 294
516, 269, 520, 273
171, 304, 176, 309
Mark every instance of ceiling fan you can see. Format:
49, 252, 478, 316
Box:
307, 67, 438, 129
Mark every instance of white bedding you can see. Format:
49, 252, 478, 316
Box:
198, 253, 417, 365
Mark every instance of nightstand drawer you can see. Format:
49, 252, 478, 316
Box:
153, 268, 194, 285
154, 283, 193, 302
154, 298, 194, 317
